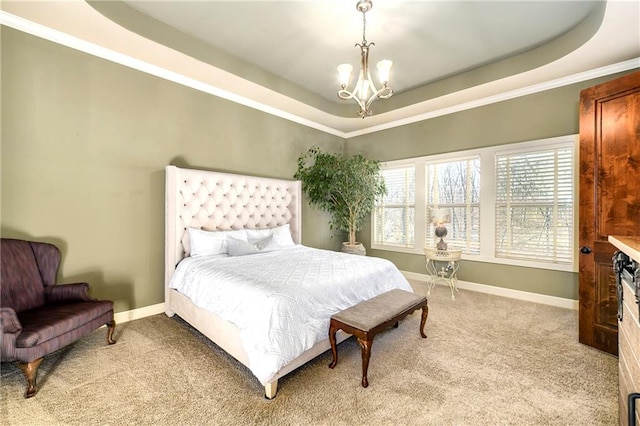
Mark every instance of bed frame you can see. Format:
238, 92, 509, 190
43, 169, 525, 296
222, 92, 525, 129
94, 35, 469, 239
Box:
164, 165, 349, 398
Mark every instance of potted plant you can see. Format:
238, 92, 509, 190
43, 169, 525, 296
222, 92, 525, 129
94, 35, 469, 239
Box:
294, 147, 386, 255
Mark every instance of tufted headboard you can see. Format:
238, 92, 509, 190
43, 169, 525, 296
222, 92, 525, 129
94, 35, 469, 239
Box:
164, 165, 302, 289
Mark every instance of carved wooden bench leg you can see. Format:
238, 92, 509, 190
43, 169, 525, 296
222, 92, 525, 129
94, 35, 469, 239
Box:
328, 323, 339, 369
357, 338, 373, 388
419, 305, 429, 338
18, 357, 44, 398
106, 319, 117, 344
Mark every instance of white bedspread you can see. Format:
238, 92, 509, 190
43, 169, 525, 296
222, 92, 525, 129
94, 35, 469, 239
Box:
169, 245, 413, 385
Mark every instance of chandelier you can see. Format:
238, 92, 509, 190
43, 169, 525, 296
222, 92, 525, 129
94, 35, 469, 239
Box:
337, 0, 393, 118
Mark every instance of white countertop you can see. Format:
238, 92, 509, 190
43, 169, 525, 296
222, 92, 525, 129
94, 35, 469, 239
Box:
609, 236, 640, 263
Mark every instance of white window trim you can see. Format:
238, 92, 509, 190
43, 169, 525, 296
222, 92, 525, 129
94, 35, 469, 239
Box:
371, 134, 578, 273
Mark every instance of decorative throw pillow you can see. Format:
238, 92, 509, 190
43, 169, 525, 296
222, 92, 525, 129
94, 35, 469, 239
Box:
227, 235, 281, 256
246, 228, 273, 244
227, 237, 260, 256
256, 234, 285, 252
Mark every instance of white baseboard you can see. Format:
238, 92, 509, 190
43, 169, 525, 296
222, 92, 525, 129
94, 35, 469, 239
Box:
402, 270, 579, 310
113, 302, 166, 324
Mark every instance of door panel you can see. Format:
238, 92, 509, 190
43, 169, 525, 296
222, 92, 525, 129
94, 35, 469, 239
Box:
579, 71, 640, 355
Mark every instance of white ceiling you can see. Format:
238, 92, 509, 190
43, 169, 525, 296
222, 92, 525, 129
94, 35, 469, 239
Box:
1, 1, 639, 136
122, 0, 600, 102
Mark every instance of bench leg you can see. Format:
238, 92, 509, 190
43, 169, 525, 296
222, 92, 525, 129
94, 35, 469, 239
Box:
357, 338, 373, 388
328, 324, 339, 369
420, 305, 429, 338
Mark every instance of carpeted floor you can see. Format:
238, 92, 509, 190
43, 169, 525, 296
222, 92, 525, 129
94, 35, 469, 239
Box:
1, 282, 618, 425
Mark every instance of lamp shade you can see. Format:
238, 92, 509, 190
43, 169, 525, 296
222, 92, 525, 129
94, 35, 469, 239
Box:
376, 59, 393, 84
337, 63, 353, 87
430, 208, 451, 224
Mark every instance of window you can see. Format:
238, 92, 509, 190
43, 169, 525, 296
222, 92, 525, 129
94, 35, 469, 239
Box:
425, 157, 480, 254
371, 135, 576, 271
373, 165, 415, 248
495, 146, 573, 263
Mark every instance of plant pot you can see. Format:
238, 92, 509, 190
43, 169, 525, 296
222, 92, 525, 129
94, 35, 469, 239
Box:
341, 242, 366, 256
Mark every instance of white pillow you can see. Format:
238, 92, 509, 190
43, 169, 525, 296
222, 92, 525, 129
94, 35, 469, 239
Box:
272, 224, 295, 247
188, 228, 248, 257
257, 234, 284, 252
219, 229, 248, 242
188, 228, 227, 257
246, 228, 273, 243
227, 237, 260, 256
227, 235, 283, 256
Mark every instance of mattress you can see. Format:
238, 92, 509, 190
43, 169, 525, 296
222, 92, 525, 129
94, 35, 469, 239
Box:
169, 245, 413, 384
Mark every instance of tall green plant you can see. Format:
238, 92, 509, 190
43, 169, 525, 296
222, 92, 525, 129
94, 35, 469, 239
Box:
294, 147, 387, 246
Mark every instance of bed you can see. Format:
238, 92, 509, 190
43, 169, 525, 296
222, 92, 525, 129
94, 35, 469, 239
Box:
164, 165, 413, 398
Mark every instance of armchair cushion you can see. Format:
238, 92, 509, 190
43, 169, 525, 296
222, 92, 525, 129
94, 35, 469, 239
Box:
16, 300, 113, 348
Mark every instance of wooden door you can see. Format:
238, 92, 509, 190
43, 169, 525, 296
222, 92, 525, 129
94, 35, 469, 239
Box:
578, 71, 640, 355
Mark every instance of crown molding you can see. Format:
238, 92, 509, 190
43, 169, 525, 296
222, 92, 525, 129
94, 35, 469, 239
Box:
1, 1, 638, 139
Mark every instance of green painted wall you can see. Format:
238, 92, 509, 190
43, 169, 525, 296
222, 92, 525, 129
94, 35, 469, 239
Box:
2, 24, 637, 310
1, 28, 344, 312
346, 69, 638, 301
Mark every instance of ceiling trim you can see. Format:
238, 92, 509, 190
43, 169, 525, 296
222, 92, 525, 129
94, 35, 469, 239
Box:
1, 2, 638, 140
0, 9, 345, 138
344, 58, 640, 138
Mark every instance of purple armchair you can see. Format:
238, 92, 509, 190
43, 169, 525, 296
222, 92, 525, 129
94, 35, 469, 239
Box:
0, 238, 116, 398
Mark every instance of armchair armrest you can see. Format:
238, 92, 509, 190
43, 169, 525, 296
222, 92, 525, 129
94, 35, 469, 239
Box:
1, 307, 22, 334
1, 307, 22, 361
44, 283, 92, 303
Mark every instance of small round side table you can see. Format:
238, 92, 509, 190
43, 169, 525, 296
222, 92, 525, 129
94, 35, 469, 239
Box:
424, 248, 461, 300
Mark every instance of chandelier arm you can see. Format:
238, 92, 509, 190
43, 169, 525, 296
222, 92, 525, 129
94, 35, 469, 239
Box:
338, 89, 358, 100
364, 92, 378, 112
338, 87, 367, 112
352, 96, 367, 114
364, 85, 394, 111
365, 70, 377, 92
377, 85, 394, 99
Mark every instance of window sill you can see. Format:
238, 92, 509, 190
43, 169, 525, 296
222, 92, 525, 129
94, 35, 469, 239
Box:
370, 244, 577, 273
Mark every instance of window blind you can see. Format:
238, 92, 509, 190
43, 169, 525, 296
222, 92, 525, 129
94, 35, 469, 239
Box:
425, 157, 481, 254
373, 166, 415, 248
495, 146, 573, 263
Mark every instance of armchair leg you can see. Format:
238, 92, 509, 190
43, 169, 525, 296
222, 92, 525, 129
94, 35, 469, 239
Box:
18, 357, 44, 398
106, 320, 116, 345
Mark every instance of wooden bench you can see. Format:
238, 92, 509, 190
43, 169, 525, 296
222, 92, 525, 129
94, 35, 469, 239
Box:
328, 289, 428, 387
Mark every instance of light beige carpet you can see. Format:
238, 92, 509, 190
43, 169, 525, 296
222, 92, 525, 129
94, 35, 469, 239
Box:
1, 282, 618, 425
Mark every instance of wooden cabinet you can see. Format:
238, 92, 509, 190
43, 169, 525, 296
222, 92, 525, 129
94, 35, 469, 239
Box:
609, 236, 640, 426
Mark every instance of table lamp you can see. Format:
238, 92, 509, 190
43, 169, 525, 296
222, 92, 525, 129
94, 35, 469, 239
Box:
430, 208, 451, 251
